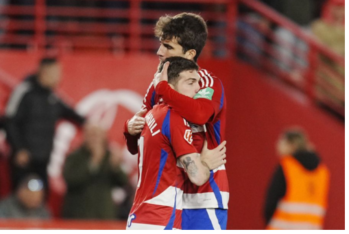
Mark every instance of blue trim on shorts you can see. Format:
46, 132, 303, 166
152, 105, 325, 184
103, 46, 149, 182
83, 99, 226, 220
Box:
182, 208, 228, 230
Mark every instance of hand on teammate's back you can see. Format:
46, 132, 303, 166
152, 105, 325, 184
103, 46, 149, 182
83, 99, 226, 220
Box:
200, 140, 227, 170
127, 108, 147, 136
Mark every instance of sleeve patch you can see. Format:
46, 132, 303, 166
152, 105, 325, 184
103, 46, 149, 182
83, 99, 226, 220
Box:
184, 129, 193, 144
194, 87, 214, 100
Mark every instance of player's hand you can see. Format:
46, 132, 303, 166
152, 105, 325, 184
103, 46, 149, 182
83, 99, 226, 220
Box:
200, 140, 226, 170
127, 108, 147, 135
14, 149, 30, 167
153, 61, 170, 89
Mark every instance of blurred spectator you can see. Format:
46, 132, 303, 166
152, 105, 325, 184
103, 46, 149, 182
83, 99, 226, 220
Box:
236, 12, 271, 68
311, 0, 344, 110
262, 0, 326, 84
262, 0, 326, 26
264, 128, 330, 230
0, 174, 51, 219
311, 0, 344, 56
4, 57, 86, 192
62, 124, 129, 220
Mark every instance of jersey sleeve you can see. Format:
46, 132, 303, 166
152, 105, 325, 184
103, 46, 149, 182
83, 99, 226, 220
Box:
142, 82, 158, 111
169, 110, 198, 158
155, 70, 224, 125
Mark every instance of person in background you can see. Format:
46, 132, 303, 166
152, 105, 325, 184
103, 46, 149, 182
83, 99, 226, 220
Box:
0, 174, 51, 219
5, 57, 86, 192
311, 0, 344, 110
264, 127, 330, 230
311, 0, 344, 56
62, 124, 129, 220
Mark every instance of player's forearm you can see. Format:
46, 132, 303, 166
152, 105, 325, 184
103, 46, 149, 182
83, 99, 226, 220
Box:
156, 81, 214, 125
180, 153, 210, 186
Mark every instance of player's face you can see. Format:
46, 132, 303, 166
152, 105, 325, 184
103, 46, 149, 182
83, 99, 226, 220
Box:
157, 37, 193, 62
174, 70, 201, 98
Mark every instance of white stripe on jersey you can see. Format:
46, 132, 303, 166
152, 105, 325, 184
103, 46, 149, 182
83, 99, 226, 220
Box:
199, 69, 214, 88
206, 209, 222, 230
203, 69, 214, 87
199, 70, 209, 88
213, 164, 226, 173
182, 191, 229, 209
144, 186, 183, 209
126, 222, 166, 230
5, 82, 31, 117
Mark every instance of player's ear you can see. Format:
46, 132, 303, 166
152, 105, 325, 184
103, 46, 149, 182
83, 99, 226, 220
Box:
185, 49, 196, 60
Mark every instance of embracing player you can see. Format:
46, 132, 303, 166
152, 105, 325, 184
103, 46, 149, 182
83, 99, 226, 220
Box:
124, 13, 229, 230
126, 57, 226, 230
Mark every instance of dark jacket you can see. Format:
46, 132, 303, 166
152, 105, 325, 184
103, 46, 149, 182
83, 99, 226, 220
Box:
62, 145, 129, 220
0, 195, 51, 219
264, 150, 321, 225
5, 75, 85, 163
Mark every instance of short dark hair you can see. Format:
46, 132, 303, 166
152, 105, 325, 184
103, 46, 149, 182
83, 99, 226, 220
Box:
155, 13, 208, 62
158, 57, 198, 85
39, 57, 58, 67
282, 128, 308, 151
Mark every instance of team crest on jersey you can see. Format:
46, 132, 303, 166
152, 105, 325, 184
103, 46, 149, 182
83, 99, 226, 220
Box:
184, 129, 193, 144
194, 87, 214, 100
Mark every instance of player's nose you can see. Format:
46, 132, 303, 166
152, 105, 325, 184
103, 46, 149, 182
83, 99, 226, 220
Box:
156, 45, 164, 57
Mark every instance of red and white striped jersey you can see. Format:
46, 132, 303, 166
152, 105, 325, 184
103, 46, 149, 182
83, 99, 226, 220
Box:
127, 103, 197, 230
138, 68, 229, 210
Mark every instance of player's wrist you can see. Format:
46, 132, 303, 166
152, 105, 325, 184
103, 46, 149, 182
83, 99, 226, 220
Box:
155, 80, 169, 95
201, 159, 211, 171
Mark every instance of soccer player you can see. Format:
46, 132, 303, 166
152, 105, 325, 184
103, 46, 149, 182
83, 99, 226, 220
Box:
124, 13, 229, 230
126, 57, 226, 230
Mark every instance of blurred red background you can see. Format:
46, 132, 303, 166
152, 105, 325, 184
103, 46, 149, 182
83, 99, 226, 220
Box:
0, 51, 344, 229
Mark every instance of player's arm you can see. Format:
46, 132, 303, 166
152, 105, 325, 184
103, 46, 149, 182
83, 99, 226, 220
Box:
154, 63, 222, 125
123, 108, 147, 155
123, 82, 154, 154
179, 153, 210, 186
158, 83, 214, 125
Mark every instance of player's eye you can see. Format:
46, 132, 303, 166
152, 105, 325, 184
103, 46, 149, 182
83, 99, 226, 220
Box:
164, 45, 173, 49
